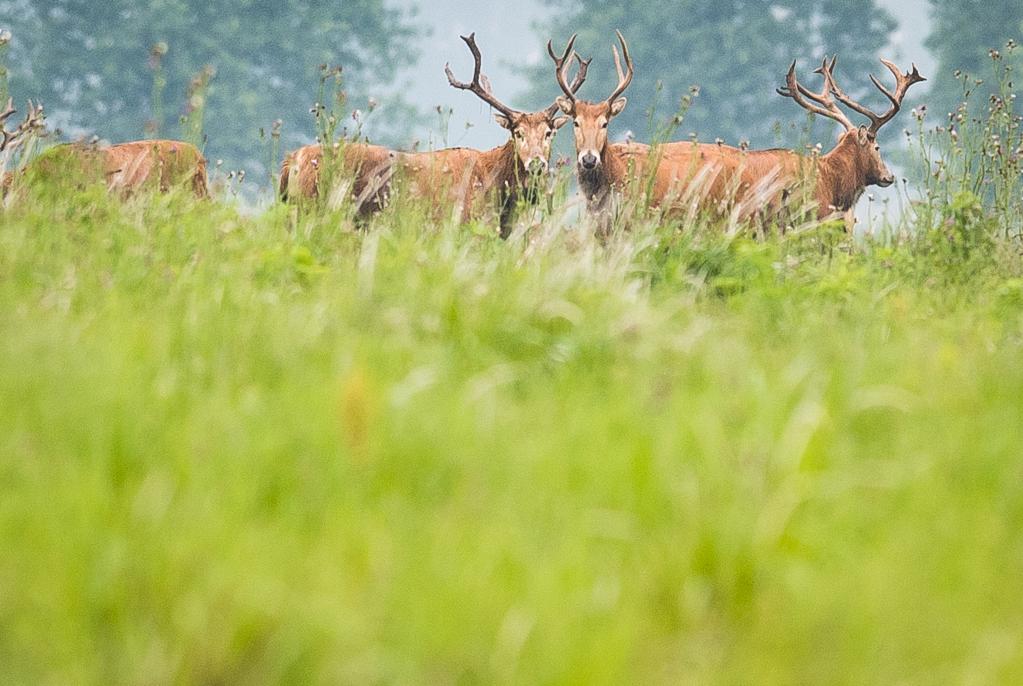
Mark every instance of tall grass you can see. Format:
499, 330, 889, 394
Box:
2, 44, 1023, 685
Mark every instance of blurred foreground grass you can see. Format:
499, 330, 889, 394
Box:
1, 178, 1023, 685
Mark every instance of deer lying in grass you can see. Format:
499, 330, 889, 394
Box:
281, 34, 588, 237
653, 57, 925, 230
6, 135, 209, 199
92, 140, 209, 197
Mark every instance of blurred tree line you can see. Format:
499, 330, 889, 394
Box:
926, 0, 1023, 119
0, 1, 421, 175
523, 1, 1022, 149
0, 1, 1019, 178
522, 1, 900, 148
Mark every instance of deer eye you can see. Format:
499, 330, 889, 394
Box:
601, 121, 608, 129
573, 121, 580, 128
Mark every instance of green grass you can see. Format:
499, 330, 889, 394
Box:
2, 170, 1023, 685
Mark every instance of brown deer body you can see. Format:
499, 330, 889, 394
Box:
281, 34, 588, 237
652, 57, 925, 228
278, 142, 396, 215
100, 140, 209, 197
7, 138, 208, 198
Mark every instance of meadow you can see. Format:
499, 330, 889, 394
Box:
3, 57, 1023, 685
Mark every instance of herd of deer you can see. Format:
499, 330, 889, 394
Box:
1, 31, 925, 236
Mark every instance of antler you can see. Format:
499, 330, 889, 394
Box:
827, 57, 926, 133
606, 30, 634, 104
549, 31, 631, 107
445, 33, 519, 120
548, 33, 581, 104
0, 98, 45, 153
545, 51, 590, 116
777, 58, 857, 132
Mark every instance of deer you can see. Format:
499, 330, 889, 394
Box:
280, 34, 588, 238
91, 139, 209, 198
278, 141, 396, 215
652, 56, 926, 230
549, 31, 653, 230
6, 136, 209, 199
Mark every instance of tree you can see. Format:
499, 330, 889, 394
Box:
925, 0, 1023, 117
0, 1, 422, 174
523, 1, 897, 148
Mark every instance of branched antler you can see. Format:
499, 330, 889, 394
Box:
606, 30, 634, 104
544, 50, 590, 116
831, 58, 926, 133
548, 33, 581, 104
777, 58, 856, 131
549, 31, 627, 107
780, 56, 926, 134
0, 98, 45, 154
445, 33, 519, 119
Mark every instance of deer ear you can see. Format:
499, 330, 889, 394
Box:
555, 96, 574, 115
494, 113, 514, 130
552, 115, 570, 130
857, 125, 871, 145
610, 97, 628, 116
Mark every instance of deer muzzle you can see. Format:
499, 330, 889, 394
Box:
579, 151, 600, 170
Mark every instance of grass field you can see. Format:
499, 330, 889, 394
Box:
3, 70, 1023, 682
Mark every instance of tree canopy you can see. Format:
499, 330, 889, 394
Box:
524, 1, 899, 148
0, 1, 422, 173
925, 0, 1023, 117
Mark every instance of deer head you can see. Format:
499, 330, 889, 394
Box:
777, 56, 925, 188
446, 33, 589, 174
549, 31, 634, 173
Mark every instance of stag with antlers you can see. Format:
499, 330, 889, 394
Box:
652, 56, 925, 229
549, 31, 652, 228
8, 139, 210, 199
281, 33, 588, 237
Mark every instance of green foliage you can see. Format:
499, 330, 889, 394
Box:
3, 18, 1023, 682
0, 2, 422, 172
524, 1, 897, 147
3, 129, 1023, 682
906, 44, 1023, 243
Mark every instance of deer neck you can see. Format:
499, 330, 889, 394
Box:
817, 136, 869, 214
578, 142, 628, 211
479, 140, 527, 202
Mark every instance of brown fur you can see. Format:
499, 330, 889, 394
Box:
5, 139, 208, 199
279, 142, 396, 215
280, 111, 567, 236
653, 129, 892, 225
559, 100, 643, 218
101, 140, 209, 198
